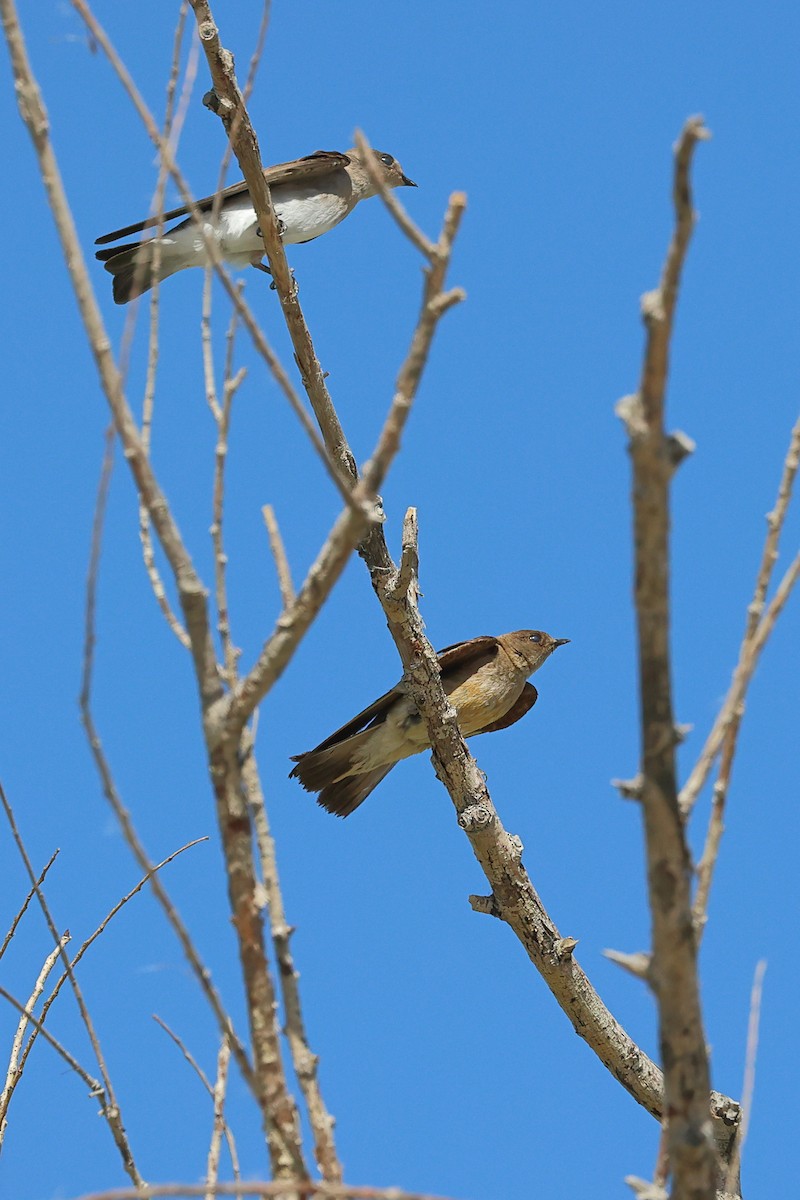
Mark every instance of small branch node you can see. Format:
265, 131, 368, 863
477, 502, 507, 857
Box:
508, 833, 524, 859
615, 393, 648, 438
624, 1176, 668, 1200
458, 803, 494, 833
553, 936, 578, 961
612, 774, 644, 801
640, 288, 665, 325
666, 429, 696, 473
468, 893, 502, 919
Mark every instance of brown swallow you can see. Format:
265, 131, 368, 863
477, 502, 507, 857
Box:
290, 630, 569, 817
95, 147, 417, 304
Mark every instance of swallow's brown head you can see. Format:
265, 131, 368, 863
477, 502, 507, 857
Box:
499, 630, 570, 675
373, 149, 416, 188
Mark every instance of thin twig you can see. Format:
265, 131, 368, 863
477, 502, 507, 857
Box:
0, 935, 69, 1144
211, 303, 247, 684
152, 1017, 241, 1186
692, 548, 800, 932
205, 1037, 237, 1200
680, 414, 800, 816
360, 192, 466, 495
262, 505, 295, 607
138, 8, 197, 650
725, 961, 767, 1193
0, 849, 59, 961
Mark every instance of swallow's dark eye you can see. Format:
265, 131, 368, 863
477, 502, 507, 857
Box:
530, 633, 542, 644
378, 152, 394, 167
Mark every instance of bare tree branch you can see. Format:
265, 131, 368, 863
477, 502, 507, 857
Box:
262, 505, 295, 608
243, 742, 342, 1182
205, 1037, 237, 1200
137, 9, 197, 650
617, 115, 718, 1197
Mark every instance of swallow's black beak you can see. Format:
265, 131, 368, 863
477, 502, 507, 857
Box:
400, 174, 417, 187
553, 639, 570, 649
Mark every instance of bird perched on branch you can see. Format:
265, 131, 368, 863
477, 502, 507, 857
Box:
95, 147, 416, 305
290, 630, 569, 817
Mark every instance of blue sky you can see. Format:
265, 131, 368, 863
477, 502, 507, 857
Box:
2, 2, 799, 1198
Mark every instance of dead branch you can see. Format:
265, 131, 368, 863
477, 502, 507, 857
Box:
0, 935, 68, 1145
618, 116, 718, 1196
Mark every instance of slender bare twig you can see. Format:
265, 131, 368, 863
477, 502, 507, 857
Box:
138, 8, 197, 650
360, 191, 466, 495
242, 742, 341, 1182
693, 548, 800, 933
680, 414, 800, 816
262, 506, 295, 607
0, 935, 69, 1144
0, 849, 59, 961
151, 1017, 240, 1186
725, 961, 767, 1192
211, 305, 247, 684
0, 784, 143, 1186
205, 1038, 236, 1200
616, 116, 719, 1196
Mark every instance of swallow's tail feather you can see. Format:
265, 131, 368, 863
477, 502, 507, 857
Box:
95, 239, 189, 305
289, 729, 376, 794
315, 766, 395, 818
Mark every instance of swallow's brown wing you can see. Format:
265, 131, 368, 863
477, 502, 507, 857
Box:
289, 683, 401, 763
95, 150, 351, 245
436, 636, 500, 676
474, 683, 538, 735
292, 635, 501, 766
262, 150, 350, 186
